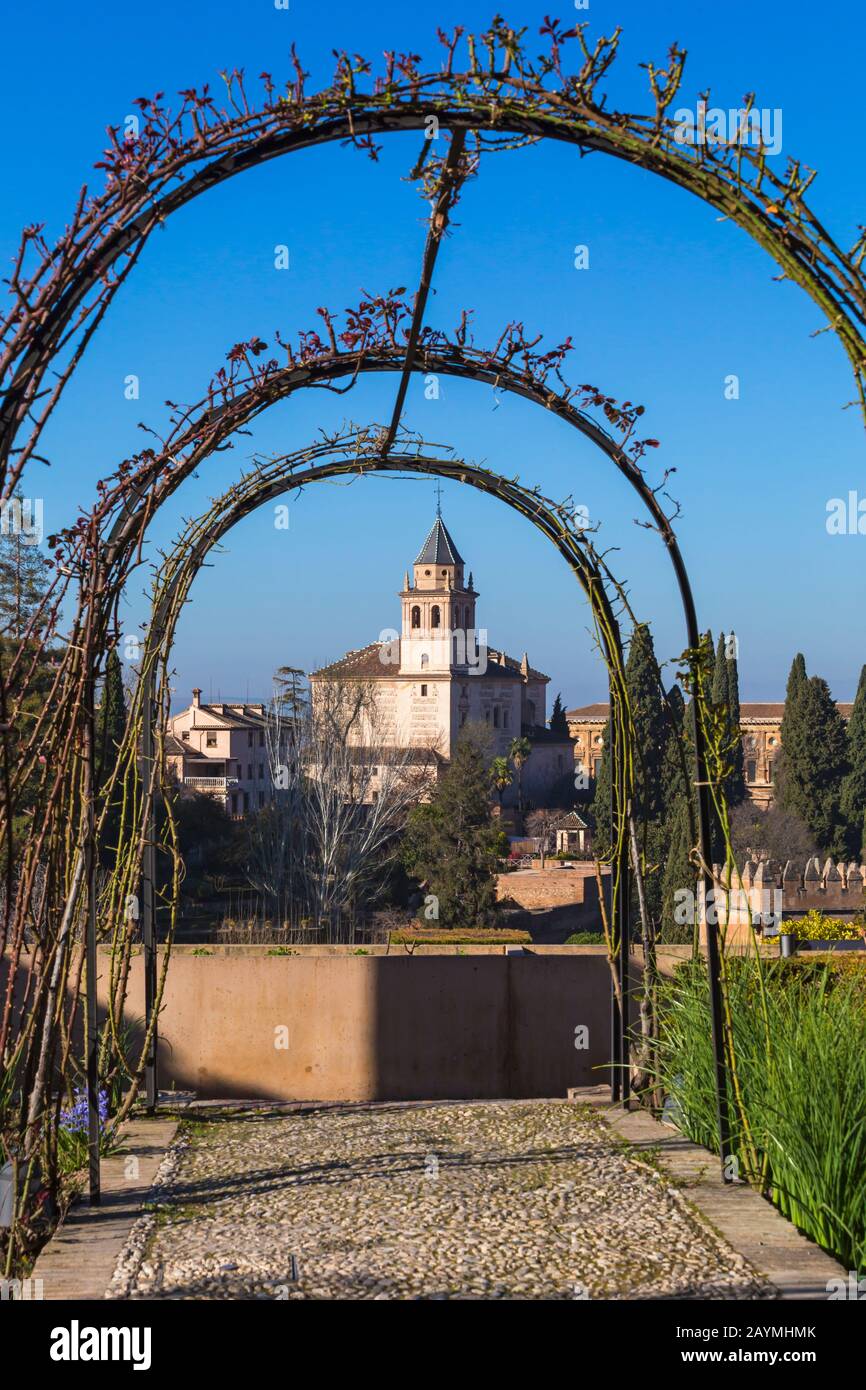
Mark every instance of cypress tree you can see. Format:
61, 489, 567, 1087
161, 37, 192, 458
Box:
620, 624, 670, 925
659, 684, 699, 941
591, 626, 667, 865
781, 675, 849, 857
660, 684, 689, 817
710, 631, 745, 813
660, 793, 695, 944
590, 717, 612, 856
97, 646, 127, 785
778, 653, 812, 823
549, 692, 569, 737
627, 625, 668, 824
96, 646, 129, 866
840, 664, 866, 856
725, 632, 746, 804
712, 632, 727, 710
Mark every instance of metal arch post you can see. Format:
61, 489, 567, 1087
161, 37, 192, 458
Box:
141, 663, 158, 1112
608, 676, 622, 1103
83, 648, 101, 1205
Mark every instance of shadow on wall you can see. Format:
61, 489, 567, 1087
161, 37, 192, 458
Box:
86, 947, 636, 1103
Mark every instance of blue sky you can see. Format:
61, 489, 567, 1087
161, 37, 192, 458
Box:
3, 1, 865, 709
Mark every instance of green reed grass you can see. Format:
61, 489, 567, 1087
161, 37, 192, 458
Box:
655, 958, 866, 1271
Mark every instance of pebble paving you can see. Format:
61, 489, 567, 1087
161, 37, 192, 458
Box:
107, 1100, 773, 1301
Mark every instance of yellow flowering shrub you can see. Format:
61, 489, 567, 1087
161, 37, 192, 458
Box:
787, 910, 864, 941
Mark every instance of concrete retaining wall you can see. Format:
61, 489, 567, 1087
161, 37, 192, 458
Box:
98, 946, 624, 1102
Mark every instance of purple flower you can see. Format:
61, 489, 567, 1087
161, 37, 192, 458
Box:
59, 1088, 108, 1136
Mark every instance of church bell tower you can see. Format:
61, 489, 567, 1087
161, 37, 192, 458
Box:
399, 514, 478, 674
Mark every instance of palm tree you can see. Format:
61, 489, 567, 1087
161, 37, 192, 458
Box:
490, 756, 513, 805
508, 736, 532, 813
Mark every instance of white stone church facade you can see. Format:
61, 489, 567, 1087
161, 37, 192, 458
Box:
310, 515, 574, 807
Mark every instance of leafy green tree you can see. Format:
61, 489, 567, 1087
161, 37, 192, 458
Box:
402, 724, 502, 929
841, 665, 866, 856
549, 692, 569, 737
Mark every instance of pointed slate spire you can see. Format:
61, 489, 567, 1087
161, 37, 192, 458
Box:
414, 516, 464, 565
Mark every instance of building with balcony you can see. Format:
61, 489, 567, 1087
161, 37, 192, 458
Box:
166, 690, 271, 817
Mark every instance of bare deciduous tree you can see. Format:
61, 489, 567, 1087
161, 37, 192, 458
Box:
246, 676, 438, 937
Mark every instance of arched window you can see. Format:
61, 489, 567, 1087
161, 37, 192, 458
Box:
431, 605, 441, 628
420, 652, 429, 668
411, 605, 421, 629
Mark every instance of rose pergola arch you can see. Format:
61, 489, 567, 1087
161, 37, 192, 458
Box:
3, 19, 863, 1238
3, 314, 725, 1212
3, 18, 866, 503
124, 431, 635, 1119
11, 417, 647, 1210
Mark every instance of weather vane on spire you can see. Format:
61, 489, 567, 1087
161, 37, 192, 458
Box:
435, 480, 443, 518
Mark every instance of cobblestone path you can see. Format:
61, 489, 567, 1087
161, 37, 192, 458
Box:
108, 1101, 772, 1301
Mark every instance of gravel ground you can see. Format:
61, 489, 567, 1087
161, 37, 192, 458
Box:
106, 1101, 773, 1301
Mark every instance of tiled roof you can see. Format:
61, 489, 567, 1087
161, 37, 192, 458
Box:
741, 702, 853, 720
312, 642, 398, 680
312, 641, 548, 683
193, 703, 268, 728
566, 703, 611, 719
487, 649, 548, 682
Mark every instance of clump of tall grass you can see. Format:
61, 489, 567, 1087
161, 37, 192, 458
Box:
656, 958, 866, 1271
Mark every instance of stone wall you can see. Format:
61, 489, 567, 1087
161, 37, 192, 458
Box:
708, 856, 866, 927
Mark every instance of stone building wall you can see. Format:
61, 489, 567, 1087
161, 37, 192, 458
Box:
566, 700, 854, 808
